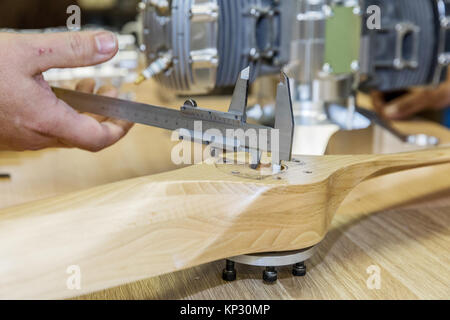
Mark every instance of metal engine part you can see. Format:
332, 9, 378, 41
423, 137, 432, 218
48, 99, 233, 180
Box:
139, 0, 450, 94
139, 0, 293, 94
362, 0, 450, 91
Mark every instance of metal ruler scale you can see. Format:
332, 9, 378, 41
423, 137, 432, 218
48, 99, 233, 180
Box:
53, 67, 294, 165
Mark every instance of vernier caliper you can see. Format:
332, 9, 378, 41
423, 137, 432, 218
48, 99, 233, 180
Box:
52, 67, 294, 168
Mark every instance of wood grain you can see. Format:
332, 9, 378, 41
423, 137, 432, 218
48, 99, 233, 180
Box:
79, 188, 450, 300
0, 146, 449, 299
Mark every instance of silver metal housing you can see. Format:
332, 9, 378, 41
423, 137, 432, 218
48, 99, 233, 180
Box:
229, 246, 317, 267
140, 0, 219, 94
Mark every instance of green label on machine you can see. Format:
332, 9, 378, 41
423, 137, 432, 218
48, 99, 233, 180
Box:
325, 5, 361, 74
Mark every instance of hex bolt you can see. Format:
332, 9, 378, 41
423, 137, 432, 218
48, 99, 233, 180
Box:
263, 266, 278, 282
292, 262, 307, 277
222, 260, 237, 281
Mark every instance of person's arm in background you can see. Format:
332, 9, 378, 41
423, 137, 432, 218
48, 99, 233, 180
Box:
371, 70, 450, 121
0, 31, 133, 151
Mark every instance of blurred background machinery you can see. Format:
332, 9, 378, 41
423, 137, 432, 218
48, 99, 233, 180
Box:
138, 0, 450, 94
136, 0, 450, 153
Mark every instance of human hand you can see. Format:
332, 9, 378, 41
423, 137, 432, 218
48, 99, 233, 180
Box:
371, 82, 450, 121
73, 78, 134, 140
0, 31, 133, 151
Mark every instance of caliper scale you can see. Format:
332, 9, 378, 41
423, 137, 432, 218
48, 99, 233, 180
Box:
53, 67, 294, 168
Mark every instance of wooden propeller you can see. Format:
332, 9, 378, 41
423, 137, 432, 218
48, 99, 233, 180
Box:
0, 147, 449, 299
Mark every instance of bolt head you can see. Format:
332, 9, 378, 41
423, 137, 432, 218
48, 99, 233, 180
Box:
222, 269, 237, 281
249, 48, 260, 60
322, 5, 333, 17
250, 8, 261, 18
322, 63, 333, 73
393, 58, 403, 69
292, 263, 307, 277
439, 54, 450, 65
263, 269, 278, 282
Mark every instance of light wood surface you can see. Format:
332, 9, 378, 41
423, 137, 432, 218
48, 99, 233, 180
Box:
0, 82, 449, 300
1, 145, 449, 299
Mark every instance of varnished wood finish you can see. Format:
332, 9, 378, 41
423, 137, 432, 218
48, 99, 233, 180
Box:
0, 145, 449, 299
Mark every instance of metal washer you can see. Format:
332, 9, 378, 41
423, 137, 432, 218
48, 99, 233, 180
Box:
228, 246, 316, 267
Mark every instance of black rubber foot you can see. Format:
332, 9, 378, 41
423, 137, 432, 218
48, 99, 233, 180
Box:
292, 262, 307, 277
263, 267, 278, 282
222, 260, 237, 281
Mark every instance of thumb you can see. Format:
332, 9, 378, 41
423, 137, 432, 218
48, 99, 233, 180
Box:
21, 31, 118, 74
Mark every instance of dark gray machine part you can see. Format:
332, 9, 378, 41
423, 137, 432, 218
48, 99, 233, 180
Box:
215, 0, 293, 87
142, 0, 191, 92
362, 0, 448, 91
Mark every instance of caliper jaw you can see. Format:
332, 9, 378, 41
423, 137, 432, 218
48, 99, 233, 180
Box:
243, 70, 294, 170
179, 67, 294, 170
273, 72, 295, 165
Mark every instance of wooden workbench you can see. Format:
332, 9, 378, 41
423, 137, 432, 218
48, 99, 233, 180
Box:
0, 81, 449, 300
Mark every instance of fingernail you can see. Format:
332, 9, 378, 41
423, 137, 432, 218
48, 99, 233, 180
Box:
384, 104, 398, 118
95, 32, 117, 54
